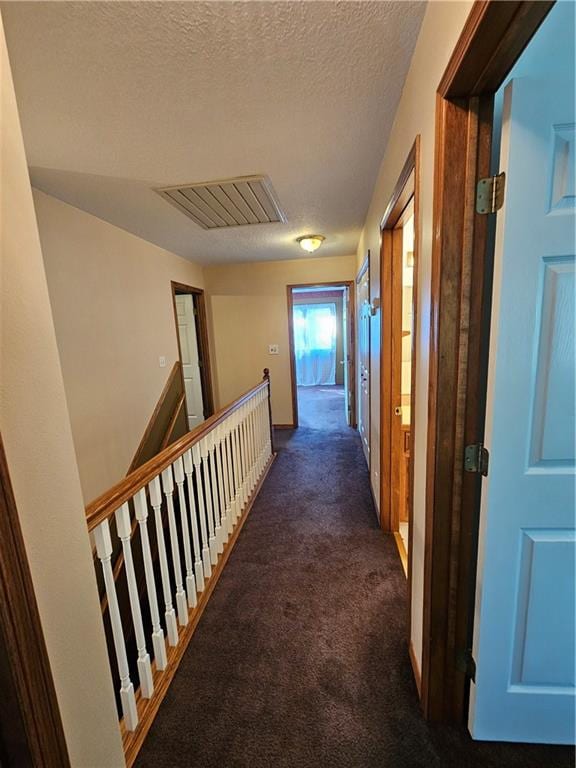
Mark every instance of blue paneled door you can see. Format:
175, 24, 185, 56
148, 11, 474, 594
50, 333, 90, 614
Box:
469, 72, 575, 743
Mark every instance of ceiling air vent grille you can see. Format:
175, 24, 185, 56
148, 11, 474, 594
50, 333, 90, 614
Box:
157, 175, 286, 230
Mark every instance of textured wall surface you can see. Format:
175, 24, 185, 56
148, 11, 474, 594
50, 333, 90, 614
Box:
34, 190, 205, 504
204, 254, 357, 424
3, 1, 424, 265
0, 15, 124, 766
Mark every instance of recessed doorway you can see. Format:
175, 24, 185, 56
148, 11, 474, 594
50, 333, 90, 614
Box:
287, 282, 355, 431
171, 282, 214, 430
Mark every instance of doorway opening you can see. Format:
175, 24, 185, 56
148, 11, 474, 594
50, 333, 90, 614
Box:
287, 282, 355, 431
379, 139, 420, 590
171, 282, 214, 430
392, 199, 415, 574
356, 255, 371, 468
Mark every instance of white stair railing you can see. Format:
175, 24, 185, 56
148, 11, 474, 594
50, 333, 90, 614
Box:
87, 371, 274, 759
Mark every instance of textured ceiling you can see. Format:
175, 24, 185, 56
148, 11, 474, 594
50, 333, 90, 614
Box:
2, 1, 425, 265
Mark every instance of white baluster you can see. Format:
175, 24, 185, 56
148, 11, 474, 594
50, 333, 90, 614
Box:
241, 405, 250, 501
214, 425, 229, 541
94, 519, 139, 731
209, 432, 223, 554
183, 448, 206, 590
192, 444, 212, 578
258, 391, 266, 471
248, 401, 257, 488
255, 393, 262, 476
223, 421, 235, 532
134, 489, 167, 670
161, 466, 188, 627
200, 437, 218, 565
239, 409, 249, 506
230, 414, 242, 519
115, 503, 154, 698
173, 457, 197, 608
149, 476, 178, 646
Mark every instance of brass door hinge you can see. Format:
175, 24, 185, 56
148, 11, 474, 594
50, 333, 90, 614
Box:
476, 172, 505, 214
464, 443, 489, 476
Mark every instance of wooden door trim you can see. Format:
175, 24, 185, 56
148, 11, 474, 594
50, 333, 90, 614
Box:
422, 0, 553, 723
286, 281, 356, 429
170, 282, 215, 422
0, 435, 70, 767
379, 137, 421, 692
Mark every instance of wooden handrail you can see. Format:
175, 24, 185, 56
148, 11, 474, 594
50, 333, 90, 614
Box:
86, 375, 270, 532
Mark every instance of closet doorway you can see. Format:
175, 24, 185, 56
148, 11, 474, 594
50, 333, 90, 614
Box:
287, 282, 355, 431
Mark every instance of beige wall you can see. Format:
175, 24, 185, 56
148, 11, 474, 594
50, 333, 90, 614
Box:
356, 1, 474, 675
0, 16, 124, 767
204, 255, 357, 424
34, 190, 205, 503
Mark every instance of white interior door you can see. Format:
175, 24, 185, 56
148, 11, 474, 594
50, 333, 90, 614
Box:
357, 269, 370, 464
469, 74, 575, 743
175, 294, 205, 430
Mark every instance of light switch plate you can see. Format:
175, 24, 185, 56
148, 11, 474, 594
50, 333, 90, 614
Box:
268, 344, 279, 355
159, 356, 167, 368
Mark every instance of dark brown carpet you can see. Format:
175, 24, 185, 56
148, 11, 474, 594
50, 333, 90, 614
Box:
136, 411, 573, 767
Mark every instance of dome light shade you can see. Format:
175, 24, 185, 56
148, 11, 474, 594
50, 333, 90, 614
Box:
297, 234, 325, 253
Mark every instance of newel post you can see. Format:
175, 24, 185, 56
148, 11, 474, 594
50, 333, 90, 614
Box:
263, 368, 275, 454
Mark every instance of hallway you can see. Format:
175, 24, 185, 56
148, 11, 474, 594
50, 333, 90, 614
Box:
135, 422, 571, 768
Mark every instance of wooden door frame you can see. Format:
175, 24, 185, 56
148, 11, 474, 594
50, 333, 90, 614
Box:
0, 435, 70, 767
356, 253, 371, 469
171, 281, 215, 421
287, 281, 356, 428
379, 137, 421, 691
421, 0, 554, 724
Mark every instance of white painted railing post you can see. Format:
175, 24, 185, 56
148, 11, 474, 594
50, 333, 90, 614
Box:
94, 519, 139, 731
208, 432, 224, 554
134, 488, 167, 671
149, 475, 179, 646
183, 448, 206, 591
231, 413, 242, 519
161, 466, 188, 627
192, 444, 212, 578
115, 502, 154, 699
200, 437, 218, 565
222, 419, 235, 536
214, 425, 229, 543
173, 456, 198, 609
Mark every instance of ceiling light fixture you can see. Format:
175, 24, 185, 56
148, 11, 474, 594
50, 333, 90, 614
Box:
297, 234, 325, 253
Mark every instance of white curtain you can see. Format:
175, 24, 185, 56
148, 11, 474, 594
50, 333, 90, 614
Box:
293, 303, 337, 386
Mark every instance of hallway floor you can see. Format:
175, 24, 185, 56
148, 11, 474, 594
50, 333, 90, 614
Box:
136, 417, 572, 767
297, 384, 347, 430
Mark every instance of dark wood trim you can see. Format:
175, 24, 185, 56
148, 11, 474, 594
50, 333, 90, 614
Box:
439, 0, 554, 98
86, 378, 268, 530
273, 424, 294, 430
121, 452, 276, 767
422, 0, 554, 724
160, 393, 186, 450
127, 361, 182, 474
170, 281, 215, 421
286, 281, 357, 429
0, 435, 70, 767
